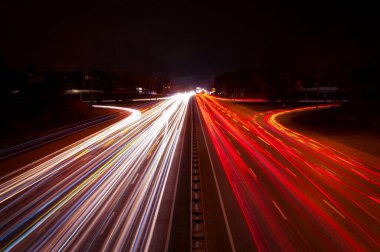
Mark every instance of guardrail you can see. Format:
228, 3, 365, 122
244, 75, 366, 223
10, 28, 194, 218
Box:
191, 104, 207, 251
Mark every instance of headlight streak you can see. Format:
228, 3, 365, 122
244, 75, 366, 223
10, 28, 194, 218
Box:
0, 93, 192, 251
196, 94, 380, 251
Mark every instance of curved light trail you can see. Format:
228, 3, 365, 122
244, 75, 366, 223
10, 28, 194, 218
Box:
0, 92, 192, 251
196, 94, 380, 251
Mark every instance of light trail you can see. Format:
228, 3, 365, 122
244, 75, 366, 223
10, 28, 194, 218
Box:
196, 94, 380, 251
0, 92, 192, 251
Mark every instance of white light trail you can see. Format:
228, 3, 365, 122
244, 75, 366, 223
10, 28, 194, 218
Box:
0, 92, 193, 251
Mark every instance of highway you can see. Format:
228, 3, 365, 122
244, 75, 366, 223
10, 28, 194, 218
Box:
2, 92, 379, 252
0, 93, 192, 251
195, 94, 380, 251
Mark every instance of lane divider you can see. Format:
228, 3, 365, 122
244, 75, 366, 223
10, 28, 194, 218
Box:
191, 103, 207, 251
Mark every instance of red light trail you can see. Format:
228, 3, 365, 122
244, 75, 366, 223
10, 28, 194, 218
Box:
196, 94, 380, 251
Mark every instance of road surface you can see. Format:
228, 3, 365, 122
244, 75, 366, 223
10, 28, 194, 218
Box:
195, 94, 380, 251
0, 93, 192, 251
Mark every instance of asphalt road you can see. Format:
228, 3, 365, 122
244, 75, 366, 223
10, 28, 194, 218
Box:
2, 93, 379, 251
195, 94, 380, 251
0, 93, 192, 251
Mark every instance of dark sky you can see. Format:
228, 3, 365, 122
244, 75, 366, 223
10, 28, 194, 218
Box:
1, 0, 378, 85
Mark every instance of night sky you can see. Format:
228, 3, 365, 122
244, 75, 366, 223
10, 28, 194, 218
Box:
1, 0, 378, 85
